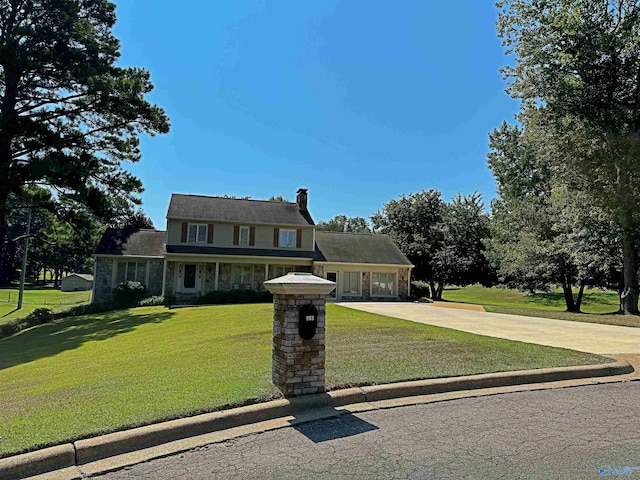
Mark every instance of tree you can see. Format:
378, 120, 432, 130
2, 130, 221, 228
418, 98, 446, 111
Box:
316, 215, 372, 233
486, 120, 622, 312
268, 195, 289, 202
372, 190, 493, 299
118, 209, 154, 229
497, 0, 640, 314
0, 0, 170, 285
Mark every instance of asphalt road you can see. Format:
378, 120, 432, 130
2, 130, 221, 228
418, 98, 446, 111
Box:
96, 382, 640, 480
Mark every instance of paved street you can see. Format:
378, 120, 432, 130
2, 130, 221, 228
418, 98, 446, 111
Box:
96, 382, 640, 480
339, 302, 640, 354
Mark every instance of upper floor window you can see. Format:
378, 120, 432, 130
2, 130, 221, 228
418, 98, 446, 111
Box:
188, 224, 207, 243
239, 226, 250, 245
279, 229, 296, 248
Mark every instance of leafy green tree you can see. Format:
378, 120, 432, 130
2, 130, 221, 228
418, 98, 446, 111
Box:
487, 120, 622, 312
372, 190, 492, 299
268, 195, 290, 202
316, 215, 372, 233
497, 0, 640, 314
0, 0, 170, 285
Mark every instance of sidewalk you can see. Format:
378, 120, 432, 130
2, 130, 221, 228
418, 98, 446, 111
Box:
1, 356, 637, 480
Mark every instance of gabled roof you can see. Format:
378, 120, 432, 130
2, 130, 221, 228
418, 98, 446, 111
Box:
167, 194, 315, 226
95, 229, 167, 257
64, 273, 94, 281
314, 231, 413, 266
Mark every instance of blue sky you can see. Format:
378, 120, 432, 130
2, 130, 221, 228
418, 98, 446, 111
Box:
112, 0, 519, 228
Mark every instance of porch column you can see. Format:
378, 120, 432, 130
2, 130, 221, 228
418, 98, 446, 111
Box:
214, 262, 219, 290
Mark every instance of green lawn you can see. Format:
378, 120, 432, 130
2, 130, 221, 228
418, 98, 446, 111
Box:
0, 303, 606, 457
439, 285, 640, 327
0, 287, 91, 323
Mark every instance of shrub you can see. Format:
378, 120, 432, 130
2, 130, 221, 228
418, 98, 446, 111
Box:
198, 289, 273, 305
411, 281, 431, 300
139, 296, 165, 307
418, 297, 434, 303
112, 281, 147, 307
25, 308, 54, 324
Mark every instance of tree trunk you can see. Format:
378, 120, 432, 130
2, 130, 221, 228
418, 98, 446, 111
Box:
429, 281, 437, 300
620, 234, 639, 314
0, 194, 11, 286
618, 166, 639, 315
562, 282, 578, 312
433, 282, 444, 300
575, 283, 585, 312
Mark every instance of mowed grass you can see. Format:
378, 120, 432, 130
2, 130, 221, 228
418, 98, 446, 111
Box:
441, 285, 640, 327
0, 304, 606, 457
0, 288, 91, 323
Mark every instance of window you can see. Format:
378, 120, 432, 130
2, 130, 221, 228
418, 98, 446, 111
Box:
372, 272, 396, 296
184, 264, 196, 289
279, 229, 296, 247
273, 265, 294, 278
239, 226, 250, 245
342, 271, 361, 295
116, 260, 146, 285
233, 265, 252, 288
188, 224, 207, 243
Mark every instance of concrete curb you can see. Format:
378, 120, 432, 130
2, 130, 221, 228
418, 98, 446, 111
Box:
0, 359, 634, 480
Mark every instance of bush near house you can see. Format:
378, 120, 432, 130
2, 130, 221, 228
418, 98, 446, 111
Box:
112, 281, 147, 307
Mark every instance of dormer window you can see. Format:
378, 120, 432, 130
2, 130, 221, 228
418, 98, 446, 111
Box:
188, 224, 207, 243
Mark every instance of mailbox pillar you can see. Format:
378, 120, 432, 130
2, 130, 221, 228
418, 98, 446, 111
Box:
264, 273, 336, 396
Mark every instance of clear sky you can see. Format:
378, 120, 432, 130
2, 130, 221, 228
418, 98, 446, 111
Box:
111, 0, 519, 228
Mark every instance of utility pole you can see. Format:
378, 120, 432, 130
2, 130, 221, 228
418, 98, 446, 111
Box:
17, 208, 31, 310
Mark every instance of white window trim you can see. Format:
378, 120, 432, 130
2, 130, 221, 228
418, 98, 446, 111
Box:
370, 272, 397, 297
279, 229, 296, 248
188, 223, 208, 244
239, 226, 250, 246
114, 260, 148, 286
341, 271, 362, 296
232, 264, 253, 289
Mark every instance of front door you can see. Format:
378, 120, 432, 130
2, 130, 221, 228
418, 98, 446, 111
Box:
326, 271, 337, 300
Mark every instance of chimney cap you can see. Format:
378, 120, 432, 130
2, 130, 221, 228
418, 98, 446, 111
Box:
296, 188, 308, 194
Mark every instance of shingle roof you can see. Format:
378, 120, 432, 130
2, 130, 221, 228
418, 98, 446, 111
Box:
314, 231, 413, 266
95, 229, 167, 257
65, 273, 94, 281
167, 194, 315, 226
166, 245, 315, 259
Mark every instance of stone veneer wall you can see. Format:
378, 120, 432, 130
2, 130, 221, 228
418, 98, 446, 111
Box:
398, 267, 409, 300
93, 257, 114, 303
272, 293, 326, 396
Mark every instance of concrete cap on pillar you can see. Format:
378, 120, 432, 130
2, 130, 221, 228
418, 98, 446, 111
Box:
264, 272, 336, 295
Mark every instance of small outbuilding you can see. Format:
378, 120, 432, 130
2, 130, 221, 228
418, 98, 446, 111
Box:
61, 273, 94, 292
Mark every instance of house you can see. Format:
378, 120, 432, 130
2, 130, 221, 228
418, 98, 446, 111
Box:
93, 189, 413, 303
61, 273, 94, 292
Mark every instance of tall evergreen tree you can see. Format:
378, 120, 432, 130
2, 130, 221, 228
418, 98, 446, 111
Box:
0, 0, 169, 284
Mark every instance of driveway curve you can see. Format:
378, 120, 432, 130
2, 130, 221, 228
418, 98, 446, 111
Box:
338, 302, 640, 355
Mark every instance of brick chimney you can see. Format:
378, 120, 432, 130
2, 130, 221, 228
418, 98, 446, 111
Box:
296, 188, 308, 211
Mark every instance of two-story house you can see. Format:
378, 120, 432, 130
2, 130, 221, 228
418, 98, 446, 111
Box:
93, 189, 413, 303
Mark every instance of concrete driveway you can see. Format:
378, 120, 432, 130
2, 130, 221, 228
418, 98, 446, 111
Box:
337, 302, 640, 355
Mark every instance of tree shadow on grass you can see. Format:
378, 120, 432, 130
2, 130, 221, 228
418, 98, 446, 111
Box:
0, 309, 175, 370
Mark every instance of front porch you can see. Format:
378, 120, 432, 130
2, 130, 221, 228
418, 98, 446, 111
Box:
164, 258, 313, 302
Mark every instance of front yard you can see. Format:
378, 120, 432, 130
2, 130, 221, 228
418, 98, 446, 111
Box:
0, 303, 607, 457
0, 287, 91, 323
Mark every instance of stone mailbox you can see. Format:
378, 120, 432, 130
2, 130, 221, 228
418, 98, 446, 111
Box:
264, 272, 336, 396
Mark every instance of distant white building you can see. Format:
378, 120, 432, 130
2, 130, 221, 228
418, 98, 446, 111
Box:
61, 273, 94, 292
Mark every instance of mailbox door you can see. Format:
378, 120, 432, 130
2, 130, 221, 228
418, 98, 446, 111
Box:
299, 304, 318, 340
